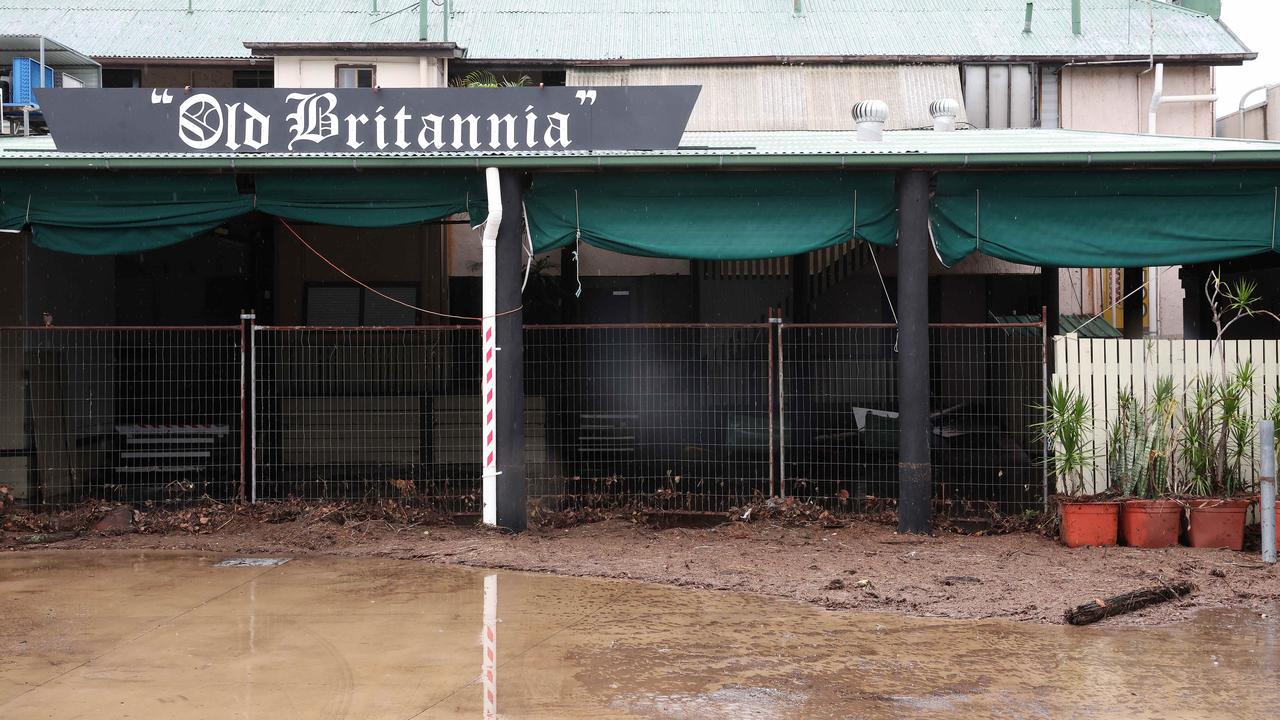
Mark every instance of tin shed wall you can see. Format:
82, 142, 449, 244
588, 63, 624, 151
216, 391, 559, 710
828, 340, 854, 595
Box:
567, 64, 966, 131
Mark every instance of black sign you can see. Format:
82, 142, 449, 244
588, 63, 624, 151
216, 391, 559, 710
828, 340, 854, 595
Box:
36, 86, 701, 154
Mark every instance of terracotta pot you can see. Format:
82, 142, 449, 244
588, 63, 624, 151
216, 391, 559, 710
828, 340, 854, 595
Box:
1185, 498, 1252, 551
1120, 499, 1182, 549
1060, 501, 1121, 548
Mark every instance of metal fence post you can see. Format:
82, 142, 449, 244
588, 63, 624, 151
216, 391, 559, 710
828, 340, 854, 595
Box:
244, 314, 257, 504
777, 318, 787, 499
1261, 420, 1276, 564
769, 312, 782, 498
239, 314, 251, 502
1041, 307, 1051, 513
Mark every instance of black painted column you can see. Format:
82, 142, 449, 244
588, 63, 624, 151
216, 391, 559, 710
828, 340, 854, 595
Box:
897, 170, 931, 535
1123, 266, 1145, 339
1041, 266, 1060, 373
495, 170, 527, 532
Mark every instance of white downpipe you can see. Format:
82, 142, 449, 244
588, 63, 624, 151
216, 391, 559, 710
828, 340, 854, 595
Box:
480, 167, 503, 527
1147, 63, 1217, 136
1236, 84, 1271, 139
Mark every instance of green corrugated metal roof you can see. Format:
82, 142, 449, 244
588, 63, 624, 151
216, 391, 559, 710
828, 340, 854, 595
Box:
4, 128, 1280, 169
994, 313, 1123, 338
0, 0, 1254, 62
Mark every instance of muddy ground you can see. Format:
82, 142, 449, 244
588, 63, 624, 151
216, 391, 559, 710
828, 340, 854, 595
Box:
3, 501, 1277, 627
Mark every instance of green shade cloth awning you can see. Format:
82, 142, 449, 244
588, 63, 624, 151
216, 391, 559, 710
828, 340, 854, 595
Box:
255, 173, 484, 228
931, 171, 1280, 268
0, 174, 254, 255
525, 172, 897, 259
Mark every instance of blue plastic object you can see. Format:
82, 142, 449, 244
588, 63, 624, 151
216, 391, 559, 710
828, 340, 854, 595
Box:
7, 58, 56, 106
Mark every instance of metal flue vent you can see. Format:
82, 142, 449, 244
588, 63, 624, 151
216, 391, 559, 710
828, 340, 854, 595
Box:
929, 98, 961, 132
852, 99, 889, 142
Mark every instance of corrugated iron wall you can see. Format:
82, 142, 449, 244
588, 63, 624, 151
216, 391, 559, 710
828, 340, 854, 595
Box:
567, 64, 966, 131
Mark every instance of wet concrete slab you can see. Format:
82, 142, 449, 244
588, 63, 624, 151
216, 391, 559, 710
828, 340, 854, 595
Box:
1, 550, 1277, 719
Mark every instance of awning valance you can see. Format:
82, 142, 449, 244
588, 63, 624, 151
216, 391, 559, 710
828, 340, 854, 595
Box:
254, 173, 483, 228
931, 171, 1280, 268
0, 172, 485, 254
0, 174, 253, 255
524, 172, 897, 259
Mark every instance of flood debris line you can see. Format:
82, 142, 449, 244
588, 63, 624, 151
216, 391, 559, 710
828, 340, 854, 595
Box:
4, 503, 1275, 627
1064, 582, 1196, 626
15, 531, 77, 545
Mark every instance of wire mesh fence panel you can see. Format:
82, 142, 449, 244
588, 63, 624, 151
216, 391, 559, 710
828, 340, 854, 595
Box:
0, 327, 242, 508
525, 325, 772, 513
929, 325, 1046, 516
781, 323, 1046, 516
253, 327, 481, 511
779, 325, 899, 510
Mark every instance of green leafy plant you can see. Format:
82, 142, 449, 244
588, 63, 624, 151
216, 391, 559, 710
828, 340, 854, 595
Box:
451, 70, 532, 88
1108, 389, 1148, 495
1107, 376, 1177, 499
1034, 382, 1097, 498
1176, 362, 1255, 498
1146, 376, 1179, 496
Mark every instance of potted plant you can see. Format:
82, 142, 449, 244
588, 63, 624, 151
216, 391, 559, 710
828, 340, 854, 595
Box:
1110, 378, 1182, 548
1176, 364, 1255, 550
1173, 272, 1280, 550
1036, 382, 1117, 547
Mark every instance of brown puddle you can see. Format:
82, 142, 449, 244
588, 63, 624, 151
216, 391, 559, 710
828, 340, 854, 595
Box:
1, 550, 1276, 719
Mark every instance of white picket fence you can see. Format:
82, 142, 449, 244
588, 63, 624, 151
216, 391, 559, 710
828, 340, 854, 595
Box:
1052, 335, 1280, 494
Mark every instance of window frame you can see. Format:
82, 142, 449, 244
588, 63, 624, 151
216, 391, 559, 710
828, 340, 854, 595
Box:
303, 282, 420, 327
335, 64, 377, 89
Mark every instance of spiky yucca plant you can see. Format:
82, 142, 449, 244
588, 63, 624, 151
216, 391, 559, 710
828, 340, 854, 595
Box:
1035, 382, 1097, 497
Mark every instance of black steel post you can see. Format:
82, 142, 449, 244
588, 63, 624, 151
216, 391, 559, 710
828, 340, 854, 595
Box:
1041, 266, 1060, 373
495, 170, 527, 532
896, 170, 931, 535
1123, 266, 1144, 339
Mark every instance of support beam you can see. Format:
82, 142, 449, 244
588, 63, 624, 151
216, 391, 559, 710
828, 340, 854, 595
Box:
1180, 266, 1213, 340
495, 169, 527, 532
1041, 266, 1060, 373
896, 170, 931, 535
1123, 266, 1144, 339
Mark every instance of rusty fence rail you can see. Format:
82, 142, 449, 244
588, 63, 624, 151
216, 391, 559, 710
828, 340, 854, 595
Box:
0, 326, 242, 508
2, 321, 1046, 515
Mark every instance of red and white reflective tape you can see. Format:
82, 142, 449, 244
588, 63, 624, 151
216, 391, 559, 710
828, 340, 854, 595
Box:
482, 573, 498, 719
481, 315, 497, 523
480, 167, 503, 527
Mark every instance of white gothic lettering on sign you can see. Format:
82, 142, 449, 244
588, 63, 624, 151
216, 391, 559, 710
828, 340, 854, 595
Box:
37, 86, 702, 154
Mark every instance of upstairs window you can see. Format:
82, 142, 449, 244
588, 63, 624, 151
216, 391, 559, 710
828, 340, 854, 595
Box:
232, 69, 274, 88
962, 64, 1041, 129
336, 65, 376, 89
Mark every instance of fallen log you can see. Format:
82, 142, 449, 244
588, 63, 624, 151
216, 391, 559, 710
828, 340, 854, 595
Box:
1064, 581, 1195, 626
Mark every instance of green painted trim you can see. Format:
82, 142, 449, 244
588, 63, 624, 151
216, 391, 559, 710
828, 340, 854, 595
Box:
4, 151, 1280, 171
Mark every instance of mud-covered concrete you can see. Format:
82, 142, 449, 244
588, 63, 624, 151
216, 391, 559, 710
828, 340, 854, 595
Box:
8, 511, 1278, 627
2, 550, 1278, 719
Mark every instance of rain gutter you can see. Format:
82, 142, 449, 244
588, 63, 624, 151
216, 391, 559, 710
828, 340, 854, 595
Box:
4, 151, 1280, 170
